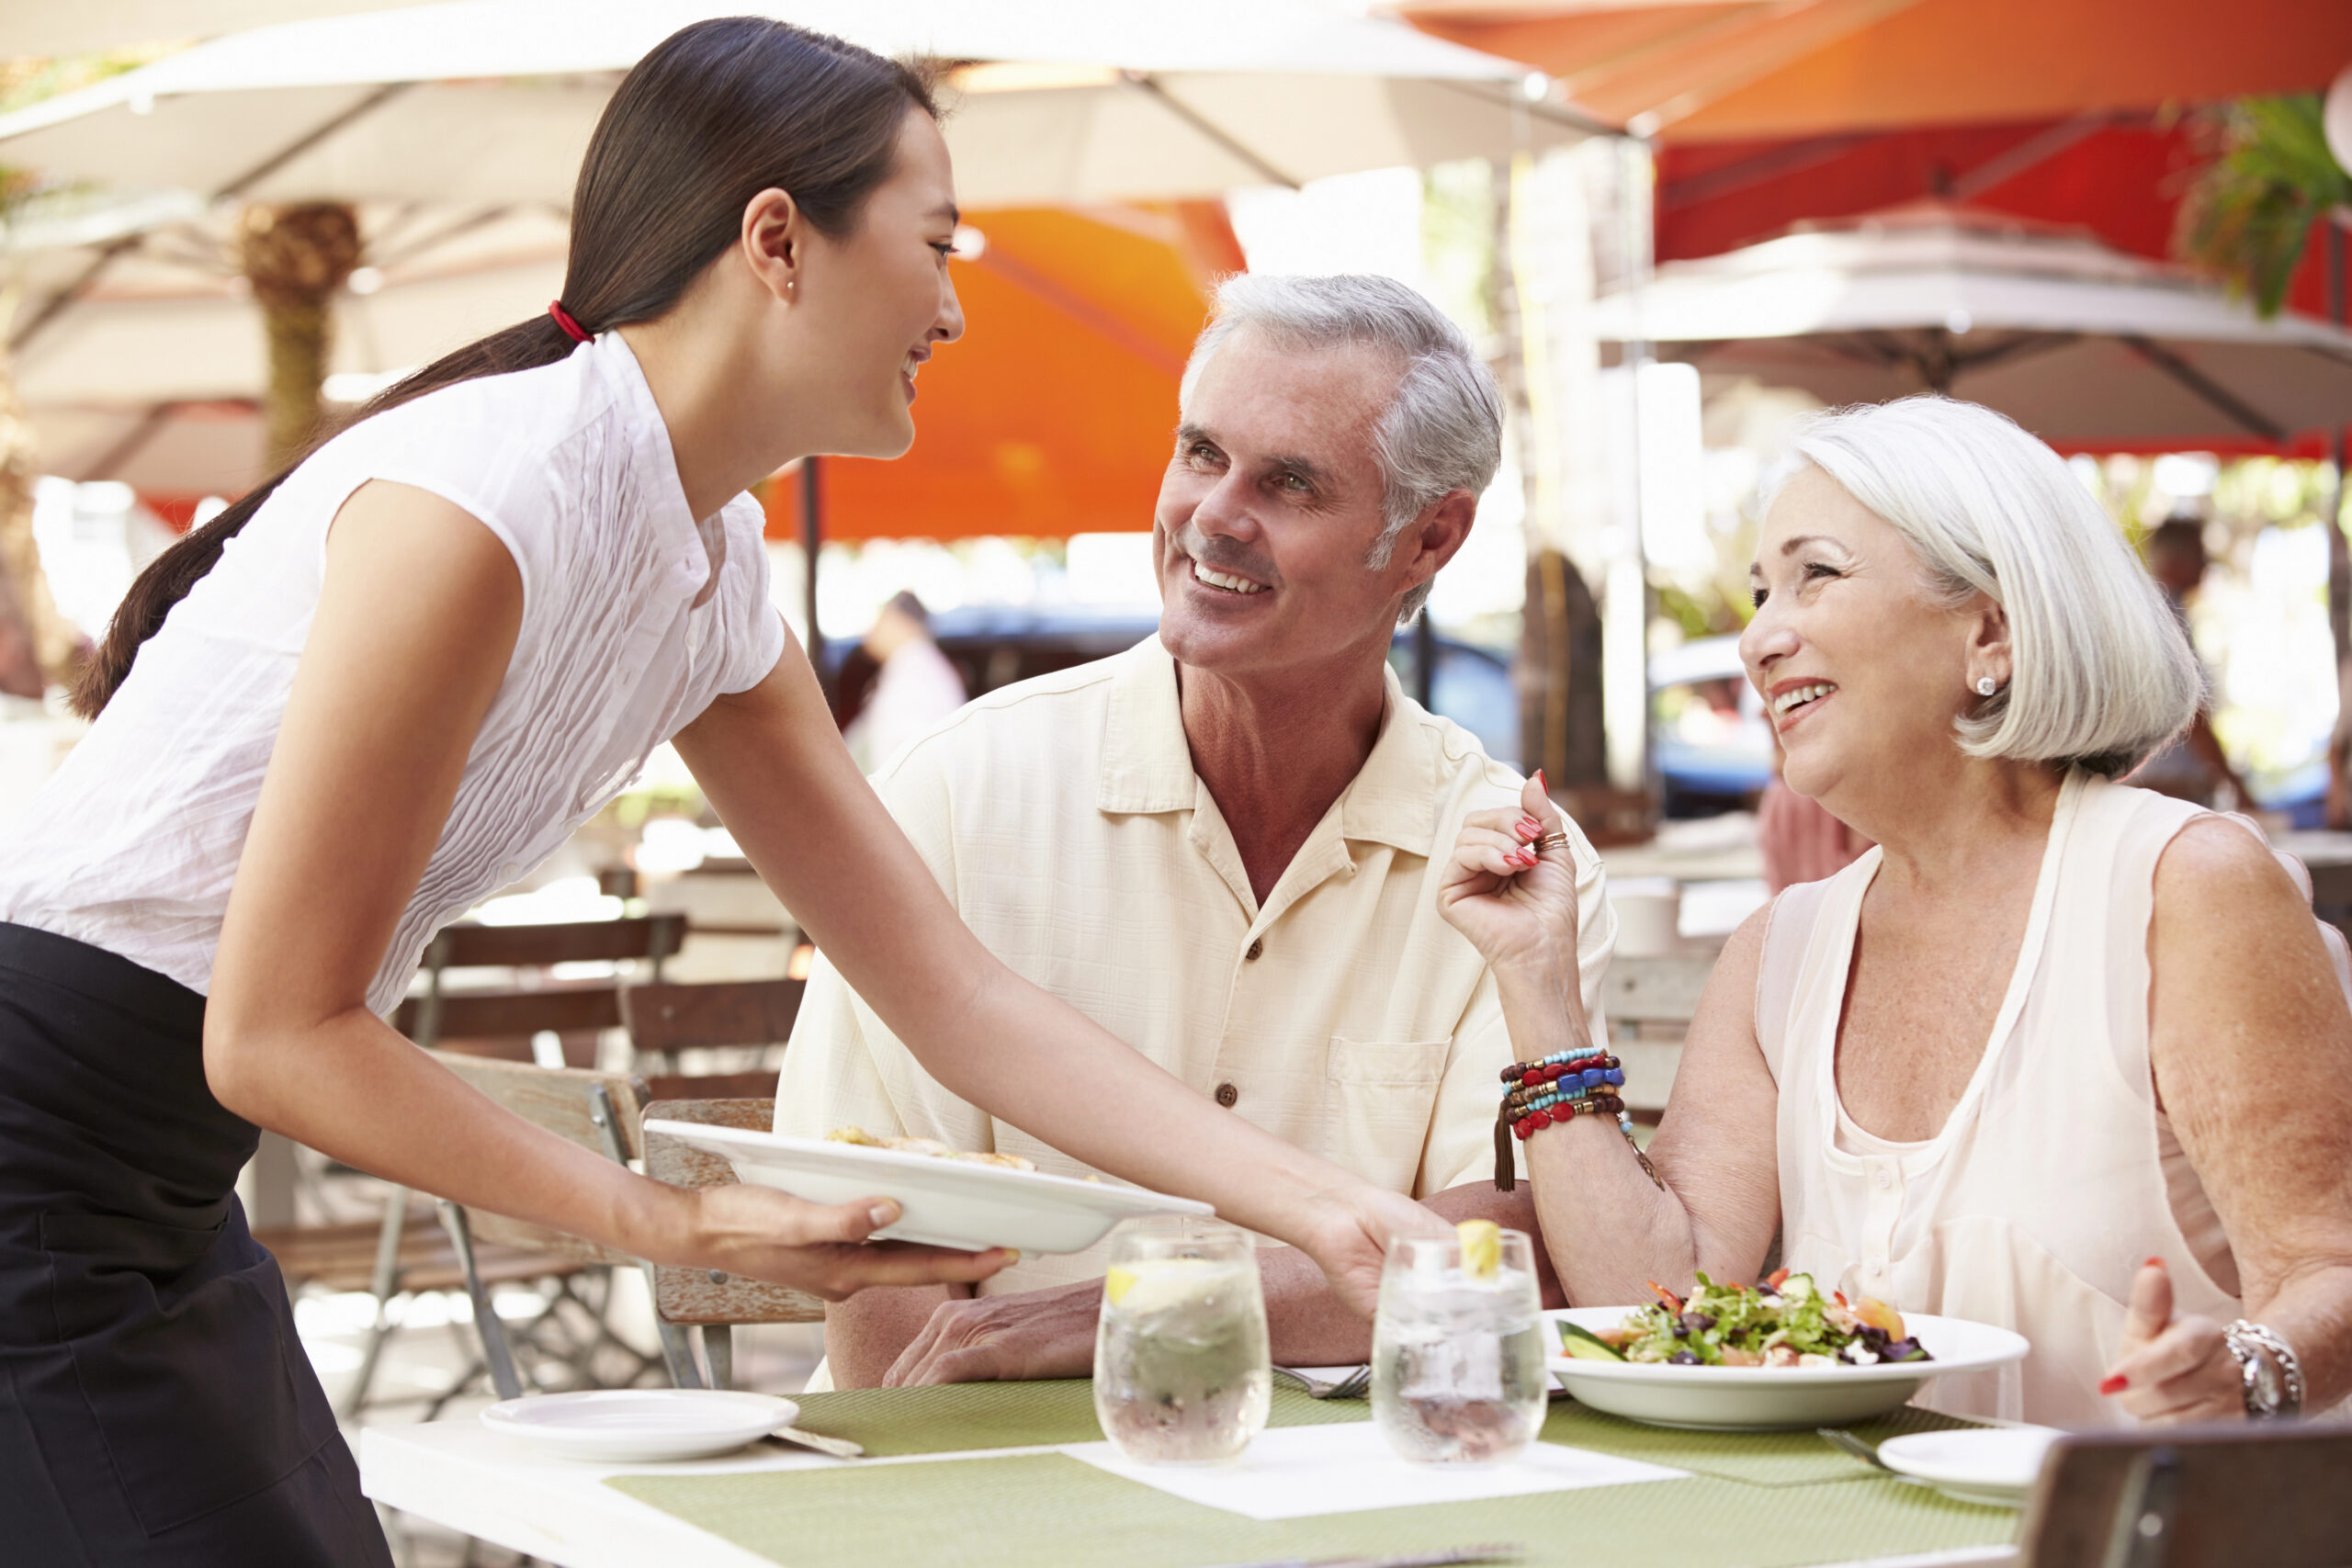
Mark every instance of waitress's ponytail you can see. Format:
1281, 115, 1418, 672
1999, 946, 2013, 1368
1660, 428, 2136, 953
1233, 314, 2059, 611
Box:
73, 17, 936, 717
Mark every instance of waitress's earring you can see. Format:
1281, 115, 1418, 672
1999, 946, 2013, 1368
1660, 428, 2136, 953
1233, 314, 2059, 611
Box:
1975, 676, 1998, 696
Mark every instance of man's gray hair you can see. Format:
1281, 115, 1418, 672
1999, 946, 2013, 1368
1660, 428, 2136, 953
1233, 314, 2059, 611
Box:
1773, 395, 2202, 777
1179, 274, 1503, 623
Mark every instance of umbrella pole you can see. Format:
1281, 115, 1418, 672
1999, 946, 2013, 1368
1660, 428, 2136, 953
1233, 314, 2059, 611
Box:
800, 457, 825, 689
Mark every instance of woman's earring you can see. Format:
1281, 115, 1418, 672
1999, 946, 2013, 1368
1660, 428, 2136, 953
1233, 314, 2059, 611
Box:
1975, 676, 1998, 697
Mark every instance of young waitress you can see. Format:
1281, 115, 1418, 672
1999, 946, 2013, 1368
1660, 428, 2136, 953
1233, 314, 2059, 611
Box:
0, 21, 1432, 1562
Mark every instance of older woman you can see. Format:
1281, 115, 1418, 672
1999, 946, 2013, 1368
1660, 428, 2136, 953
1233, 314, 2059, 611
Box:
1442, 396, 2352, 1427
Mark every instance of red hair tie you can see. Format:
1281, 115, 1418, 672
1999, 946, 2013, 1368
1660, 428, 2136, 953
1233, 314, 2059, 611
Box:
548, 300, 591, 344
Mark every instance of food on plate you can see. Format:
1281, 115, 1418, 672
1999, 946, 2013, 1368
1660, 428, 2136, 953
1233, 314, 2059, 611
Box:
823, 1126, 1037, 1171
1564, 1269, 1933, 1369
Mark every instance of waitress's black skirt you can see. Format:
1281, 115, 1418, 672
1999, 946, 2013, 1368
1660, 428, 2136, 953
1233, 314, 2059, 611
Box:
0, 923, 392, 1566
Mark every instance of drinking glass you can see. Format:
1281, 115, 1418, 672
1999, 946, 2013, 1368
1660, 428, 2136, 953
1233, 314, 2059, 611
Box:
1092, 1215, 1271, 1465
1371, 1228, 1548, 1464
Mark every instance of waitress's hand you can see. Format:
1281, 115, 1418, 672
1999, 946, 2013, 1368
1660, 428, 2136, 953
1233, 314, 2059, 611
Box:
2099, 1258, 2243, 1424
1438, 773, 1582, 991
1292, 1183, 1453, 1317
684, 1183, 1012, 1301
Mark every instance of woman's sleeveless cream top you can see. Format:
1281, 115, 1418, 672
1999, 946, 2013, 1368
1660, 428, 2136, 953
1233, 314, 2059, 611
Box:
1757, 770, 2241, 1427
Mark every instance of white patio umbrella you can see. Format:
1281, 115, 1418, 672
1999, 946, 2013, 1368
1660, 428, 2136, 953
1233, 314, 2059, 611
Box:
18, 203, 566, 493
1589, 202, 2352, 447
2, 2, 442, 61
0, 0, 1600, 212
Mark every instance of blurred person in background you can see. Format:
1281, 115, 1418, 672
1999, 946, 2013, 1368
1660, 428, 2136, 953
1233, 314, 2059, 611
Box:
781, 274, 1618, 1389
2132, 512, 2251, 810
844, 589, 966, 770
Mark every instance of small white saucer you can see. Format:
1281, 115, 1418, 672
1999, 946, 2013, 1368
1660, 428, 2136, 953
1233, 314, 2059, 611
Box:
480, 1390, 798, 1463
1876, 1425, 2064, 1507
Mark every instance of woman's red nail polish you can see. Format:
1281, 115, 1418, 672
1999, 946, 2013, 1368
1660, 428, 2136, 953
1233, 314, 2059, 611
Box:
2144, 1257, 2165, 1269
2098, 1374, 2128, 1396
1534, 769, 1547, 791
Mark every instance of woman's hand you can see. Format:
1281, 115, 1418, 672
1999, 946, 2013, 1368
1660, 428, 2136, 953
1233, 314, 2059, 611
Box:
684, 1184, 1013, 1301
2100, 1258, 2243, 1424
1438, 773, 1582, 991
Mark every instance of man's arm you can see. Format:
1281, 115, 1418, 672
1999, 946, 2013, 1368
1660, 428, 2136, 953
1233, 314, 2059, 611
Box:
828, 1282, 968, 1388
881, 1180, 1556, 1385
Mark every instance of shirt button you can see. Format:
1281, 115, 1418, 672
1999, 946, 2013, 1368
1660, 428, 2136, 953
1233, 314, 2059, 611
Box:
499, 861, 521, 883
1245, 939, 1263, 962
1871, 1166, 1894, 1190
1215, 1082, 1239, 1108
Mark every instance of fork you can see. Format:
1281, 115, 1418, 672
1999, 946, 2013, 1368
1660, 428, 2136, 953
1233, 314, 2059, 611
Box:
1272, 1365, 1373, 1400
1816, 1427, 1928, 1486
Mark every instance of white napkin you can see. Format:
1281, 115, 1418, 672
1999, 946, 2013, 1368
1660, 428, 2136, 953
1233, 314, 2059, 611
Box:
1060, 1422, 1685, 1520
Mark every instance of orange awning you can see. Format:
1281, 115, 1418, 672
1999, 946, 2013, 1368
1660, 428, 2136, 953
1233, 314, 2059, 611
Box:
763, 202, 1241, 543
1405, 0, 2352, 141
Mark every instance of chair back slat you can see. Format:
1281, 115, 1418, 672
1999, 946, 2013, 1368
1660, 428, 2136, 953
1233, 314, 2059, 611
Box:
396, 985, 625, 1046
622, 979, 804, 1055
640, 1097, 824, 1325
427, 913, 688, 971
429, 1051, 651, 1264
641, 1069, 783, 1104
2019, 1423, 2352, 1568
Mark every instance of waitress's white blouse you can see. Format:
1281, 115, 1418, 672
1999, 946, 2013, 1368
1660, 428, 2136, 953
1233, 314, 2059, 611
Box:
0, 333, 785, 1016
1758, 771, 2242, 1427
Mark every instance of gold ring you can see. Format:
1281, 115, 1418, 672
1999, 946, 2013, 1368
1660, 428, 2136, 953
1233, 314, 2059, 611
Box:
1533, 829, 1572, 853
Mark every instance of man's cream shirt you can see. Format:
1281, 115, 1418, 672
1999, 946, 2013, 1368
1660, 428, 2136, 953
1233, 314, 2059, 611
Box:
775, 636, 1617, 1294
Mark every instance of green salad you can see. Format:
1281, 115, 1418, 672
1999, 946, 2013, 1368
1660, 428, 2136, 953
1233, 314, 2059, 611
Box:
1559, 1269, 1932, 1369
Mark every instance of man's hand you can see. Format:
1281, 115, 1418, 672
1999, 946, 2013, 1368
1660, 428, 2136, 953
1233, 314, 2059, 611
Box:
887, 1280, 1103, 1385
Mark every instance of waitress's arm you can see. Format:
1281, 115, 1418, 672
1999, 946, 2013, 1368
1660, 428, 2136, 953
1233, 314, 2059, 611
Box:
204, 482, 1011, 1297
673, 632, 1443, 1314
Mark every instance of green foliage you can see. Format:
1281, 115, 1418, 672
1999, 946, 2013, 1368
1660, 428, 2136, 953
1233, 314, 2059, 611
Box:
2175, 95, 2351, 319
0, 45, 181, 118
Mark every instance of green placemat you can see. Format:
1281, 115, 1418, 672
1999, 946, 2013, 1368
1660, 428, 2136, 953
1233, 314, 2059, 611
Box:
786, 1381, 1366, 1458
790, 1380, 1978, 1486
608, 1455, 2018, 1568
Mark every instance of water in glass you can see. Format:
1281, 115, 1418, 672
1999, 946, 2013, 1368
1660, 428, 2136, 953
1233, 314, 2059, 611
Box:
1371, 1227, 1548, 1464
1092, 1215, 1270, 1465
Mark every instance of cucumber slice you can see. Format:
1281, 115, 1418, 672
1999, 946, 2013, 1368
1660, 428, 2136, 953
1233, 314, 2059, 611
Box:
1558, 1321, 1626, 1361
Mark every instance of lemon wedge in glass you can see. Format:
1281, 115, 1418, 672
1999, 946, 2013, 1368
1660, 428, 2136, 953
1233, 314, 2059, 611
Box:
1457, 1218, 1502, 1281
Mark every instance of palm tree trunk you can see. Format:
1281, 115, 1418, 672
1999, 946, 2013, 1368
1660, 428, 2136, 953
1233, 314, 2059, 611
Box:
0, 310, 86, 694
239, 202, 362, 471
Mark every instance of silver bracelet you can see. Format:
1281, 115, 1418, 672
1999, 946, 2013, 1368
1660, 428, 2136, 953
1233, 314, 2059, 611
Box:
2222, 1320, 2306, 1417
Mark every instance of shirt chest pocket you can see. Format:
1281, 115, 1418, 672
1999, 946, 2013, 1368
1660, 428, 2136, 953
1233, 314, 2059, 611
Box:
1320, 1036, 1452, 1195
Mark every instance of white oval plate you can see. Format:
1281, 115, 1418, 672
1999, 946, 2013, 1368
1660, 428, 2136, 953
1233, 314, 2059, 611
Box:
645, 1121, 1216, 1256
481, 1390, 798, 1463
1878, 1425, 2064, 1507
1544, 1307, 2030, 1430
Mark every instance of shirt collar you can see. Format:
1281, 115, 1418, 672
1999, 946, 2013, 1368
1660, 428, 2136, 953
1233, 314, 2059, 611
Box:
1096, 636, 1456, 858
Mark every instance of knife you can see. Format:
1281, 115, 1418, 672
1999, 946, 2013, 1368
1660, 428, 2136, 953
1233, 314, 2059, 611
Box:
1195, 1545, 1523, 1568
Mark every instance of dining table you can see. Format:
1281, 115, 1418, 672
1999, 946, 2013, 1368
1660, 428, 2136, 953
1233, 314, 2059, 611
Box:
360, 1379, 2029, 1568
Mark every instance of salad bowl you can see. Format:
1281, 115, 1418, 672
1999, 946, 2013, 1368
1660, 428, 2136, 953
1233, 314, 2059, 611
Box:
1544, 1305, 2030, 1429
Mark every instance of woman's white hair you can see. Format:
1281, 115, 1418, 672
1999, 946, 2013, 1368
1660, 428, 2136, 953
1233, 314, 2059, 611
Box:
1179, 274, 1502, 624
1775, 395, 2200, 777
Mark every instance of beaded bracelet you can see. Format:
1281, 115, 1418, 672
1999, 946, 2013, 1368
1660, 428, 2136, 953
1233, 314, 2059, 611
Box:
1494, 1049, 1663, 1192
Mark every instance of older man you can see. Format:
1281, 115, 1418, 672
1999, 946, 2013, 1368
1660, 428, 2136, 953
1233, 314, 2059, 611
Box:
777, 274, 1616, 1387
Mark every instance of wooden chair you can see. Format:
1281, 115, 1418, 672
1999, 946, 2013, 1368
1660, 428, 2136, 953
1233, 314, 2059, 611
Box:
2018, 1422, 2352, 1567
429, 1052, 702, 1397
250, 1212, 568, 1418
639, 1097, 825, 1392
1600, 953, 1713, 1124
